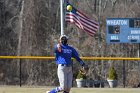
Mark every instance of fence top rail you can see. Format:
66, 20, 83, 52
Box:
0, 56, 140, 60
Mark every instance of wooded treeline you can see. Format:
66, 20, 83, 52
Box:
0, 0, 140, 87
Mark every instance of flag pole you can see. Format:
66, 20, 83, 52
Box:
60, 0, 64, 35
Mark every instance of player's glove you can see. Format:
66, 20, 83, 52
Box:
80, 65, 89, 74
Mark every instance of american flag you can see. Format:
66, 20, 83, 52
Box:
65, 2, 99, 37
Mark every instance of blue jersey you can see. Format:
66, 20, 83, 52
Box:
54, 44, 85, 66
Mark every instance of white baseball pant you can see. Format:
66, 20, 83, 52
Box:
57, 64, 73, 92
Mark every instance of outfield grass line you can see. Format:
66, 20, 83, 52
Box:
0, 86, 140, 93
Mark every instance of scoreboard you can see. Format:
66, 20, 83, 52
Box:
106, 18, 140, 43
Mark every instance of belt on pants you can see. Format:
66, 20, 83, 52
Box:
60, 64, 71, 67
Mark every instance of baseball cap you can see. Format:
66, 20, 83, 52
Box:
60, 35, 69, 40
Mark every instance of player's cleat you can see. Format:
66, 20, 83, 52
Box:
46, 91, 50, 93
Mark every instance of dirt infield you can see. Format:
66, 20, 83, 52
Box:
0, 86, 140, 93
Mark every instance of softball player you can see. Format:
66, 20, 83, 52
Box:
47, 35, 86, 93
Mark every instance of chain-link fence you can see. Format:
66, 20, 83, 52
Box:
0, 56, 140, 88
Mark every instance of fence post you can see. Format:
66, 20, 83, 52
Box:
20, 60, 22, 87
123, 60, 126, 88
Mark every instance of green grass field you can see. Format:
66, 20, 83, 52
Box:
0, 86, 140, 93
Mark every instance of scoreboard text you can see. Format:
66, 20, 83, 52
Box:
106, 18, 140, 43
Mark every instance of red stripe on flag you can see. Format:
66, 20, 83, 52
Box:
65, 9, 99, 36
